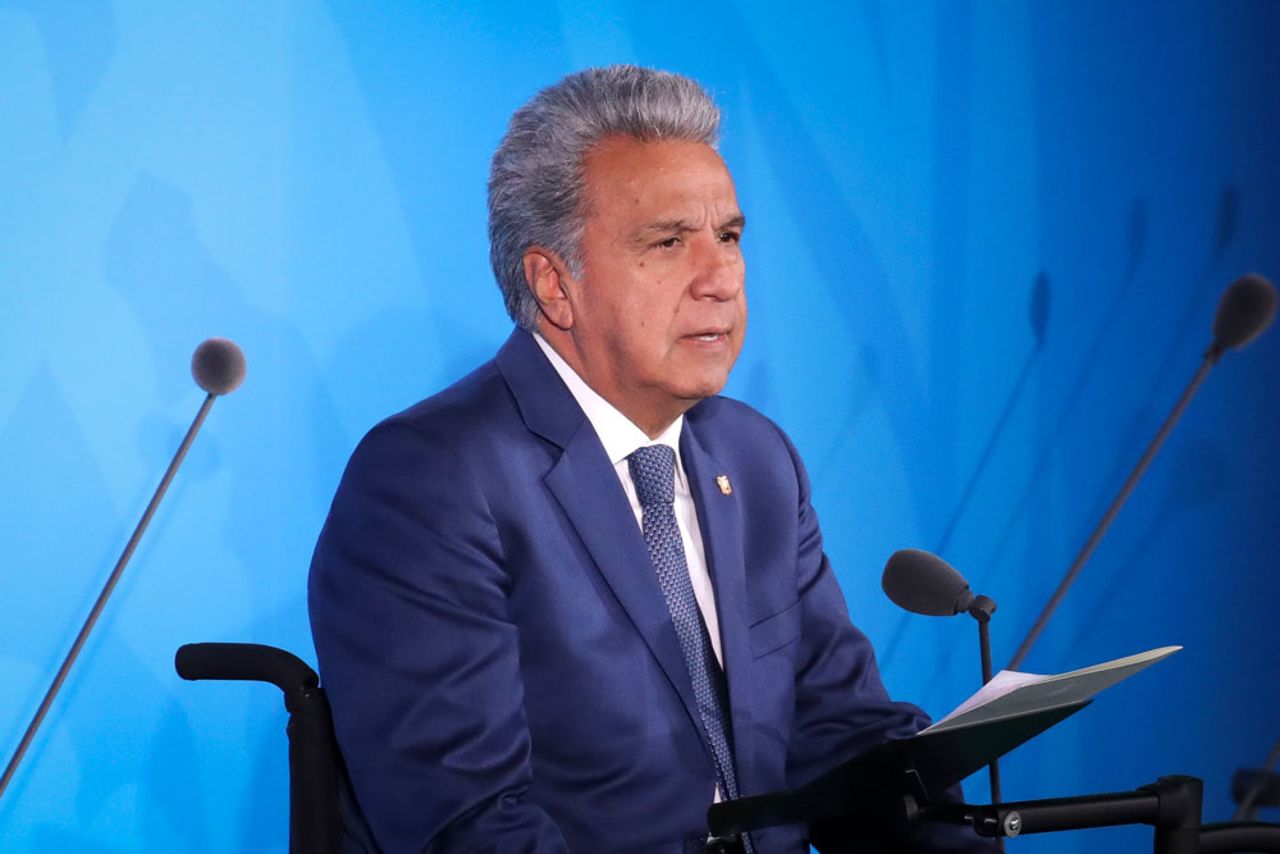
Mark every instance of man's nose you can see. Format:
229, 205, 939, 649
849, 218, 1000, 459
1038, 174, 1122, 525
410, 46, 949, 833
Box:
689, 234, 743, 301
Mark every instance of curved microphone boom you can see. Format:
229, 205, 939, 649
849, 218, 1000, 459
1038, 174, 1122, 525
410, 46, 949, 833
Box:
1008, 274, 1277, 671
0, 338, 246, 801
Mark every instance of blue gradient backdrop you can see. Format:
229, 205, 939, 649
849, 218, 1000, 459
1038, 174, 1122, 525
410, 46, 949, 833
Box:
2, 2, 1278, 851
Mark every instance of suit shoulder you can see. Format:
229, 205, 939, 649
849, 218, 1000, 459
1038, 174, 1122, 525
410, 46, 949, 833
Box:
343, 358, 520, 480
687, 396, 811, 496
688, 395, 793, 450
391, 359, 510, 430
375, 358, 515, 438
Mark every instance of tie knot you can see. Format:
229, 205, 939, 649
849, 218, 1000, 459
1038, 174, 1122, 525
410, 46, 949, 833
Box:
628, 444, 676, 509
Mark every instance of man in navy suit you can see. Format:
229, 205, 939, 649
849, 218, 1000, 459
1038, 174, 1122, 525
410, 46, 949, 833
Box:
310, 66, 990, 852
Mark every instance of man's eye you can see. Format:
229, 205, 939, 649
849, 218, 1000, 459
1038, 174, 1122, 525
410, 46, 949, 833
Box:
718, 230, 742, 244
656, 236, 683, 249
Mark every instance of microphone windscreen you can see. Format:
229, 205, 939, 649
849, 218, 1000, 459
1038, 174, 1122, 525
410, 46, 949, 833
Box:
882, 548, 972, 617
191, 338, 247, 395
1213, 274, 1277, 350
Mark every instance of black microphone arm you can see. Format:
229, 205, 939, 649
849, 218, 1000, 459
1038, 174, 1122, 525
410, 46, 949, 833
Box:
0, 338, 246, 801
1008, 274, 1276, 671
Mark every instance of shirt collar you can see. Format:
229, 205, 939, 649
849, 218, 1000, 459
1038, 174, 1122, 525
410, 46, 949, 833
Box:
533, 332, 686, 476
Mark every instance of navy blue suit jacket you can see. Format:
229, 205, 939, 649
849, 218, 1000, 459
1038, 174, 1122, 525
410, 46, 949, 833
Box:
310, 330, 982, 852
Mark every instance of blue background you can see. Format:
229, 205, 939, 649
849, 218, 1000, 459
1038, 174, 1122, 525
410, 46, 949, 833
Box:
2, 1, 1278, 851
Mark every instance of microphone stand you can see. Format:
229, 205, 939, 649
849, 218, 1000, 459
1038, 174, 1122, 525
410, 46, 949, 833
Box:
0, 338, 242, 802
1007, 273, 1278, 670
962, 593, 1004, 852
0, 337, 244, 803
969, 595, 1001, 809
1008, 340, 1224, 671
0, 393, 219, 801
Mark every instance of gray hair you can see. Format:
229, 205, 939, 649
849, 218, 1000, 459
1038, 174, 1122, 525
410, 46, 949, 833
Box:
488, 65, 721, 329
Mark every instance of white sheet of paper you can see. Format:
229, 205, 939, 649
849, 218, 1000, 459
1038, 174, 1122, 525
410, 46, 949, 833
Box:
922, 645, 1182, 734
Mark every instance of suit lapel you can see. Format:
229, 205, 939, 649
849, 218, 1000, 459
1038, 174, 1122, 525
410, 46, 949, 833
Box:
681, 419, 759, 793
543, 434, 711, 736
497, 330, 714, 763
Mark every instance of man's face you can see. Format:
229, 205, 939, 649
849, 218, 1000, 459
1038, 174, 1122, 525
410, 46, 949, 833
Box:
544, 136, 747, 436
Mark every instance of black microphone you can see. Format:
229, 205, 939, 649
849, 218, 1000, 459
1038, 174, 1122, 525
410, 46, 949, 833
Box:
882, 549, 1002, 815
882, 549, 998, 676
1008, 273, 1277, 671
1212, 273, 1277, 352
0, 338, 246, 801
883, 548, 975, 617
192, 337, 248, 395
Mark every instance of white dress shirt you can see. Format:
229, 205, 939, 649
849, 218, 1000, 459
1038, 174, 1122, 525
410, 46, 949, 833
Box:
533, 333, 723, 666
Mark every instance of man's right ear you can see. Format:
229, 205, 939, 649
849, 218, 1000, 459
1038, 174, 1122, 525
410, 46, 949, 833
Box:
523, 248, 574, 330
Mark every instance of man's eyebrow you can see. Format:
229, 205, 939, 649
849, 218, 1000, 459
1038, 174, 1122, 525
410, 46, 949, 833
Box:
637, 218, 697, 236
634, 214, 747, 238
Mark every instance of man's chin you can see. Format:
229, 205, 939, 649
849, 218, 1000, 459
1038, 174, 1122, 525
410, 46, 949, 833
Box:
670, 347, 740, 392
674, 373, 734, 405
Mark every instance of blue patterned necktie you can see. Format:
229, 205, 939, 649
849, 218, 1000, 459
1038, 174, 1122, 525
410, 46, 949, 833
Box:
628, 445, 753, 852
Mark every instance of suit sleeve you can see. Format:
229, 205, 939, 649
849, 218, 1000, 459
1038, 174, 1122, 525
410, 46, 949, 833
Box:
779, 428, 931, 785
308, 421, 569, 853
778, 431, 998, 853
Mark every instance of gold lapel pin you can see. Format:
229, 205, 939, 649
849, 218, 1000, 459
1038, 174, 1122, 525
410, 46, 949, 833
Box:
716, 474, 732, 496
